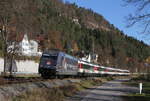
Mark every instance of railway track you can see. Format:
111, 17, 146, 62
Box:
0, 76, 49, 85
0, 75, 80, 85
0, 75, 105, 85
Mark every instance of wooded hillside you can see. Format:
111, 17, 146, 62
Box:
0, 0, 150, 72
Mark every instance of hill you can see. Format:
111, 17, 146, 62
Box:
0, 0, 150, 72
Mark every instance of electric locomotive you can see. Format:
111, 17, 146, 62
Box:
38, 50, 78, 77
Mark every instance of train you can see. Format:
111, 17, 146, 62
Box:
38, 50, 130, 78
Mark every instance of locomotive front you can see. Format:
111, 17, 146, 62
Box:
38, 51, 58, 77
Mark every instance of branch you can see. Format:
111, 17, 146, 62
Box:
123, 0, 150, 11
138, 0, 150, 11
142, 20, 150, 33
129, 14, 150, 20
126, 13, 150, 27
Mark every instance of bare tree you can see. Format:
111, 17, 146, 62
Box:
0, 0, 19, 76
123, 0, 150, 34
0, 0, 11, 75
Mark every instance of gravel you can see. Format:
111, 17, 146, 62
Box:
66, 78, 139, 101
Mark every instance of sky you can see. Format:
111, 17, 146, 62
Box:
63, 0, 150, 45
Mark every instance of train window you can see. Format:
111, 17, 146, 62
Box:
83, 64, 91, 69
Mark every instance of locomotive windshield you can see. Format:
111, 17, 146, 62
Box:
42, 54, 57, 60
40, 54, 58, 66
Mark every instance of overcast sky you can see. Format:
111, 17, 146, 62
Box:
63, 0, 150, 45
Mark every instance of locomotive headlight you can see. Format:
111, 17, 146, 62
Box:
47, 61, 51, 65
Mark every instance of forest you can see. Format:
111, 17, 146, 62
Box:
0, 0, 150, 72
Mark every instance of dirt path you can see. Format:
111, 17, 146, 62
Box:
66, 78, 139, 101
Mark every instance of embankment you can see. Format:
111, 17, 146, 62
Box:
0, 77, 109, 101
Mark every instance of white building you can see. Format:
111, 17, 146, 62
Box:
19, 34, 42, 56
81, 53, 98, 63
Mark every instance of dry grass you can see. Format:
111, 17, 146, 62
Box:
12, 78, 109, 101
13, 88, 64, 101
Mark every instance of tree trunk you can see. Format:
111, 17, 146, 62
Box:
9, 55, 13, 76
3, 54, 7, 73
3, 42, 7, 76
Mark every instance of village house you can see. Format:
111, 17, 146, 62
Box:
18, 34, 42, 56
